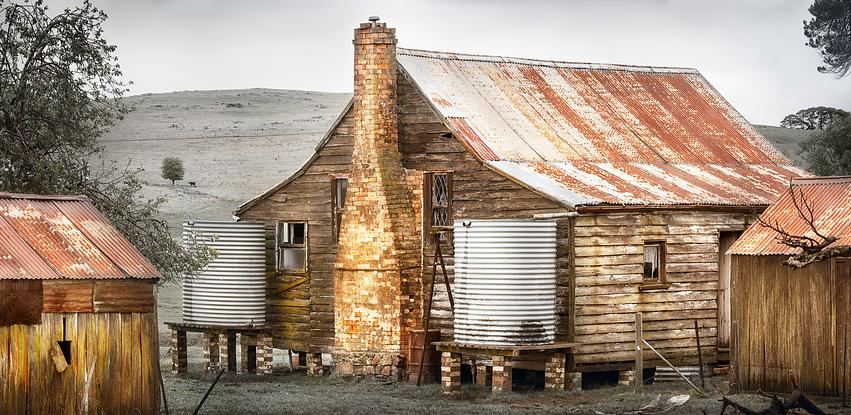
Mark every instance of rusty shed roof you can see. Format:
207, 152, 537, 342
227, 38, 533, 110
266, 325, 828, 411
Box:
397, 48, 808, 207
0, 193, 161, 279
728, 177, 851, 256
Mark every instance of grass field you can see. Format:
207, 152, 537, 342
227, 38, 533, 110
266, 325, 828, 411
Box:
157, 346, 851, 415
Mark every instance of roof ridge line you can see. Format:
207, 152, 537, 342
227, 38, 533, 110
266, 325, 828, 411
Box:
396, 47, 700, 74
792, 175, 851, 185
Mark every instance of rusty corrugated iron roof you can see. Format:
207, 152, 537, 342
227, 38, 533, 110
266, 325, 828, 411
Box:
728, 177, 851, 256
397, 48, 808, 207
0, 193, 161, 279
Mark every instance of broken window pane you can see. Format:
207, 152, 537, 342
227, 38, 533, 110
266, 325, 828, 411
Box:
277, 221, 307, 272
643, 243, 663, 281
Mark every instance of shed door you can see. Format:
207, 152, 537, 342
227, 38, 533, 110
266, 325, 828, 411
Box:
718, 231, 740, 349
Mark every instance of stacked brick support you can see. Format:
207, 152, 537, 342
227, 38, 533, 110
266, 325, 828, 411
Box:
544, 353, 566, 390
219, 333, 231, 372
332, 18, 421, 377
257, 333, 274, 374
171, 329, 187, 375
307, 353, 324, 375
618, 370, 636, 386
440, 352, 461, 394
203, 331, 220, 373
492, 356, 513, 392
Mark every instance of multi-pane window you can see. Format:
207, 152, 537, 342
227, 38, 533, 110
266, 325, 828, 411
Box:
332, 178, 348, 244
424, 172, 452, 243
642, 241, 666, 283
276, 221, 306, 272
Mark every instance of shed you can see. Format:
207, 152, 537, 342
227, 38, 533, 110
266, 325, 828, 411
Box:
0, 193, 161, 414
234, 18, 809, 384
728, 176, 851, 395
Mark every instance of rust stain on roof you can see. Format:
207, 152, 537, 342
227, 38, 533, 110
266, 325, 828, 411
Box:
0, 193, 160, 279
446, 117, 499, 161
397, 48, 805, 207
729, 176, 851, 256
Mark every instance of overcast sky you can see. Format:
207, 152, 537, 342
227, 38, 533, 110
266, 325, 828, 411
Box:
59, 0, 851, 126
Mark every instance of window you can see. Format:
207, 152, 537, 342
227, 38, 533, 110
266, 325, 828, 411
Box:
642, 241, 666, 283
332, 177, 348, 244
276, 222, 307, 272
423, 172, 452, 242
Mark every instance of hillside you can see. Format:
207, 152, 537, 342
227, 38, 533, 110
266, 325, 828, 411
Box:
753, 124, 814, 168
99, 89, 352, 237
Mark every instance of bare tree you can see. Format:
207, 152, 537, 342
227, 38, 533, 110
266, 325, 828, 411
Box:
756, 181, 851, 268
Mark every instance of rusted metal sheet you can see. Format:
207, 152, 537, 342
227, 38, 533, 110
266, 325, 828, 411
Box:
0, 193, 160, 279
93, 280, 155, 313
486, 160, 808, 207
729, 176, 851, 255
0, 280, 42, 326
398, 48, 804, 207
55, 200, 160, 278
42, 280, 94, 313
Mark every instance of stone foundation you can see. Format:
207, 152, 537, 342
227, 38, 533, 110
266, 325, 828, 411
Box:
567, 372, 582, 391
618, 369, 635, 386
307, 353, 323, 375
333, 352, 404, 379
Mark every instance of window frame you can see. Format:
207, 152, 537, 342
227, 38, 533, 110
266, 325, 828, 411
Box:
423, 171, 453, 244
331, 175, 348, 245
641, 240, 668, 288
275, 221, 308, 274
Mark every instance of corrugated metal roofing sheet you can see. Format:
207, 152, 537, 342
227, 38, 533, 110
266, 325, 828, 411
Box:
398, 48, 807, 207
0, 193, 161, 279
728, 177, 851, 255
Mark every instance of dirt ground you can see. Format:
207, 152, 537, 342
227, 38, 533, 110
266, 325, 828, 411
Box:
155, 345, 851, 415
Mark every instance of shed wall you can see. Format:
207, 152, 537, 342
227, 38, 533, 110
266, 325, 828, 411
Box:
732, 255, 850, 396
0, 312, 160, 414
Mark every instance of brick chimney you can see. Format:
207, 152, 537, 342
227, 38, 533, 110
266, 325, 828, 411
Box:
333, 17, 420, 378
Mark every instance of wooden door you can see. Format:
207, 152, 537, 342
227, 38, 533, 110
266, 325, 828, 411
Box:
718, 231, 740, 348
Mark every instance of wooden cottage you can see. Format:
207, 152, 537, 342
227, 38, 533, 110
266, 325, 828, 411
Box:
234, 18, 807, 382
0, 193, 161, 414
728, 176, 851, 396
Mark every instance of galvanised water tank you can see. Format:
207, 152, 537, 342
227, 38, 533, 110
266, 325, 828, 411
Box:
453, 219, 557, 345
182, 221, 266, 326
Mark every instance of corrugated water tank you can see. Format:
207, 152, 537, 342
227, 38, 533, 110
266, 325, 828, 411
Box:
453, 219, 557, 345
182, 221, 266, 326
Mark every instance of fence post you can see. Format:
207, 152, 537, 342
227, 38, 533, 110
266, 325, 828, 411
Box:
635, 312, 643, 392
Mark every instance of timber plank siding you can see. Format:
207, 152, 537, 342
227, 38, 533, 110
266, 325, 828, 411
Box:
0, 311, 160, 414
572, 211, 753, 368
239, 106, 354, 353
732, 255, 851, 396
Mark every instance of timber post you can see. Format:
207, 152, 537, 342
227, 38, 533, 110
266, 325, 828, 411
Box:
634, 312, 643, 392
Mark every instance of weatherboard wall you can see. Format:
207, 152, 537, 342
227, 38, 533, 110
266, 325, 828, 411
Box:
571, 211, 754, 369
238, 106, 355, 353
